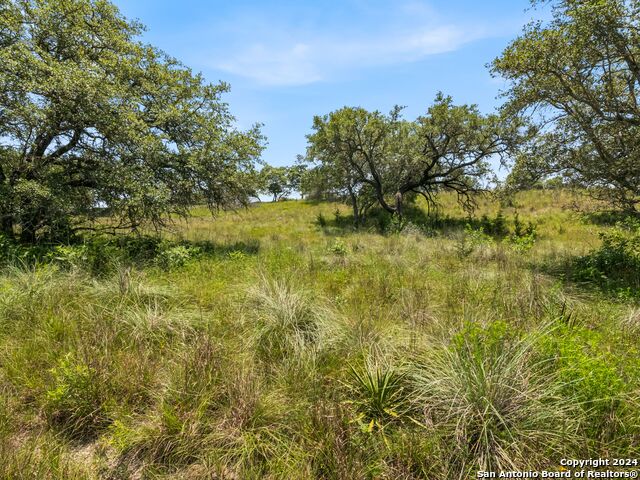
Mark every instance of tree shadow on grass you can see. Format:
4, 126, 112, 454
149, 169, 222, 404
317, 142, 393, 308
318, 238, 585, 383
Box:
312, 203, 511, 240
532, 250, 640, 301
580, 210, 638, 227
0, 234, 261, 274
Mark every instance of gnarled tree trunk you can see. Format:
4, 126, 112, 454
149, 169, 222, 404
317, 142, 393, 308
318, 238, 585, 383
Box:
394, 191, 403, 218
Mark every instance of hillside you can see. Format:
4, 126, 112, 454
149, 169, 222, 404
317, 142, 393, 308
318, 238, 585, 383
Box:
1, 190, 639, 479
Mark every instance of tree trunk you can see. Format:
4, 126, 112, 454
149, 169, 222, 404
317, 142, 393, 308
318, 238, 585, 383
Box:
348, 188, 360, 226
395, 191, 403, 218
0, 215, 13, 239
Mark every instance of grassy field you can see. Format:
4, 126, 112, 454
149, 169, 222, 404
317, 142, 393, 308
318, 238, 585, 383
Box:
1, 190, 639, 479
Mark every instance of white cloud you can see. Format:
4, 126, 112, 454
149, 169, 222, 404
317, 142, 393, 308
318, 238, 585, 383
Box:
190, 1, 493, 87
215, 25, 484, 86
217, 42, 322, 86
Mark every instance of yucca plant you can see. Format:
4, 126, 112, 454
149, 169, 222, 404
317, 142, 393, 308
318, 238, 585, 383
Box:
347, 363, 408, 433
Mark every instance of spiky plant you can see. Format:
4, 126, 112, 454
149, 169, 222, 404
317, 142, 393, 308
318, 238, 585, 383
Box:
347, 362, 407, 433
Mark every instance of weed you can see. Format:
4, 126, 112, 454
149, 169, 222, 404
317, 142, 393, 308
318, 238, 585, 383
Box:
44, 353, 110, 439
328, 239, 348, 256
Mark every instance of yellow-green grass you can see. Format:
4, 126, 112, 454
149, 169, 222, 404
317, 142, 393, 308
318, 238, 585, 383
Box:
0, 190, 638, 479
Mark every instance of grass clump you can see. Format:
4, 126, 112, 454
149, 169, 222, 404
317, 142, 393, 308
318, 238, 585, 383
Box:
248, 276, 331, 362
411, 321, 577, 475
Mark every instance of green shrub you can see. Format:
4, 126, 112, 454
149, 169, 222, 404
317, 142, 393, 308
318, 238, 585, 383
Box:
507, 232, 537, 252
386, 214, 409, 234
455, 224, 492, 257
480, 210, 510, 237
47, 245, 90, 270
575, 220, 640, 292
156, 244, 201, 270
44, 353, 109, 439
506, 213, 538, 252
537, 325, 629, 444
0, 234, 19, 264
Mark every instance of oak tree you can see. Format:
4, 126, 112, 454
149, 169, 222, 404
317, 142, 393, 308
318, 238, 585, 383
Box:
493, 0, 640, 213
0, 0, 264, 242
305, 94, 517, 221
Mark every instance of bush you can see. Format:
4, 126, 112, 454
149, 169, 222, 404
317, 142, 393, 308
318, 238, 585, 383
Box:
480, 211, 510, 237
576, 220, 640, 288
506, 213, 537, 252
155, 244, 201, 270
455, 224, 492, 257
46, 245, 90, 270
386, 215, 407, 234
0, 234, 19, 264
537, 324, 632, 447
44, 354, 109, 439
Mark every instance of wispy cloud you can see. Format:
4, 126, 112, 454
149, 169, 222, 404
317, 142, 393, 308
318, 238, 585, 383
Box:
189, 1, 492, 87
218, 42, 322, 86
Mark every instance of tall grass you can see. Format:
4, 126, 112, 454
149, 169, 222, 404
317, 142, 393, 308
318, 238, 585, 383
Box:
0, 190, 638, 478
411, 322, 579, 476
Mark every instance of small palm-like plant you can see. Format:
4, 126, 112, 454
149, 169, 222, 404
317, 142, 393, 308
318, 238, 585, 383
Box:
347, 363, 407, 433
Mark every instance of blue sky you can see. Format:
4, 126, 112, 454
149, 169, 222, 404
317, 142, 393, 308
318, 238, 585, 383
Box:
113, 0, 534, 171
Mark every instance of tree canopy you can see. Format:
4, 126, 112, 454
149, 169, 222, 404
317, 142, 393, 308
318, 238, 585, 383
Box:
0, 0, 264, 242
493, 0, 640, 213
305, 94, 519, 223
256, 165, 305, 202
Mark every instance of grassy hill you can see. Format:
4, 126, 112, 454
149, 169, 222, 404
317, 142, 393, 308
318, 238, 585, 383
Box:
1, 190, 639, 479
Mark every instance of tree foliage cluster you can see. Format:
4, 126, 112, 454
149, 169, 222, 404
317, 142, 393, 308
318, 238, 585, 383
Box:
305, 0, 640, 221
3, 0, 640, 244
255, 164, 305, 202
303, 95, 521, 224
493, 0, 640, 213
0, 0, 264, 243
